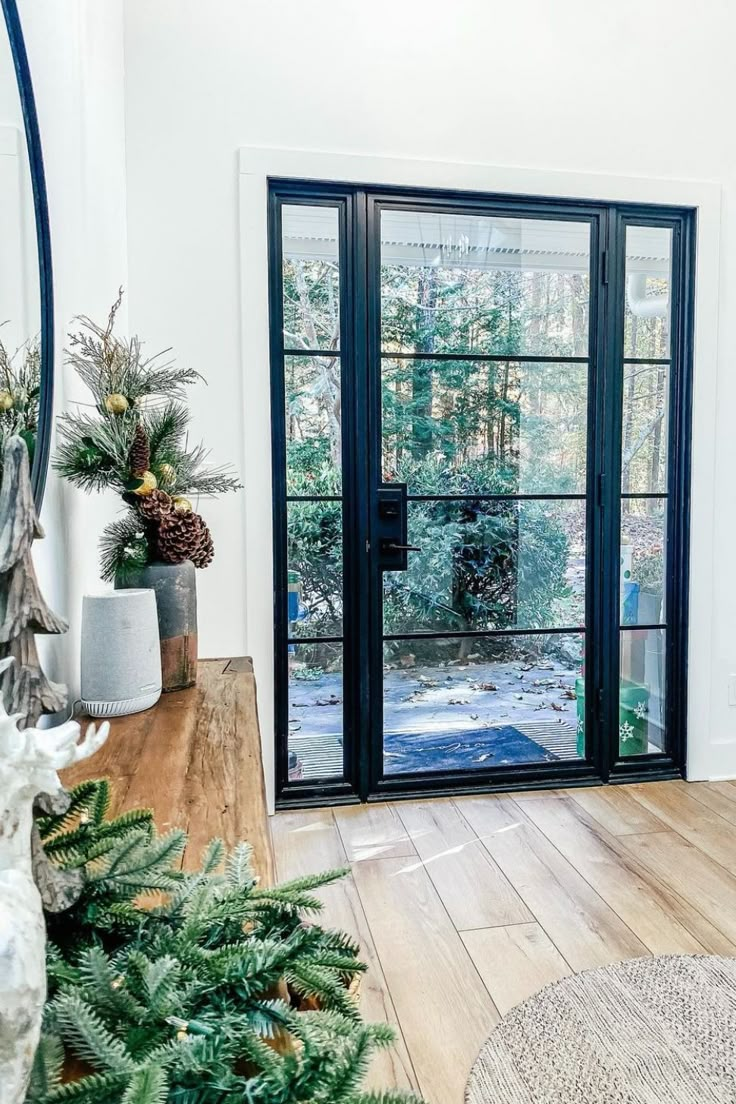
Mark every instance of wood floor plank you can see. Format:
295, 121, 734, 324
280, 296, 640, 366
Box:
352, 856, 498, 1104
567, 784, 667, 836
618, 830, 736, 948
628, 781, 736, 873
461, 923, 570, 1016
456, 795, 647, 970
395, 799, 533, 930
271, 810, 417, 1093
676, 780, 736, 825
519, 796, 705, 954
697, 781, 736, 804
334, 802, 416, 861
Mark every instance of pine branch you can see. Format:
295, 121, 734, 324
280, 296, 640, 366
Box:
121, 1066, 169, 1104
99, 510, 150, 584
51, 992, 134, 1074
226, 842, 256, 888
144, 401, 190, 460
164, 440, 242, 498
54, 410, 137, 492
40, 1070, 130, 1104
27, 1034, 64, 1099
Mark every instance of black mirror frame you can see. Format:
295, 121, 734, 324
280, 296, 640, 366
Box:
1, 0, 54, 509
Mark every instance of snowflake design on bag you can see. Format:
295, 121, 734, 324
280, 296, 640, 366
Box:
634, 700, 648, 721
619, 721, 635, 743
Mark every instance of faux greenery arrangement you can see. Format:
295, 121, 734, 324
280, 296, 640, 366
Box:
28, 779, 419, 1104
0, 325, 41, 473
54, 292, 241, 583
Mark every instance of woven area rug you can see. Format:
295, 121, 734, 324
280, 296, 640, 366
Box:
466, 955, 736, 1103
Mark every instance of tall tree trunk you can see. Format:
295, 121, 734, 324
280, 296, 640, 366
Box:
411, 267, 438, 458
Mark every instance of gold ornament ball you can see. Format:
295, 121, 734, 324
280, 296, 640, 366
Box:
133, 470, 158, 496
158, 462, 177, 486
0, 389, 14, 412
105, 392, 129, 415
173, 495, 193, 515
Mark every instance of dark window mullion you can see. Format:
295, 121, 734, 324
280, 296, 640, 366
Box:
382, 626, 586, 642
381, 350, 588, 364
287, 497, 343, 503
285, 348, 341, 357
406, 492, 586, 502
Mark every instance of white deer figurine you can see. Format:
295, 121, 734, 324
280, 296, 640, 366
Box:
0, 658, 109, 1104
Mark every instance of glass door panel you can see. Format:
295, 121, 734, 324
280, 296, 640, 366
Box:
279, 203, 346, 783
377, 207, 591, 778
618, 223, 672, 759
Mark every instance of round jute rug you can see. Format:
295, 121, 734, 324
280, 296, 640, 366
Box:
466, 955, 736, 1103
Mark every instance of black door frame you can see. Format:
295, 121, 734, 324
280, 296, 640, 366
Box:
269, 179, 695, 808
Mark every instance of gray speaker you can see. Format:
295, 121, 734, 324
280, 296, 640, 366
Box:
80, 590, 162, 717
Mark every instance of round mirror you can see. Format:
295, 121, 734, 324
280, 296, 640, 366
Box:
0, 0, 53, 507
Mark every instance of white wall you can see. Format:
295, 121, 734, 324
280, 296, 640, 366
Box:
18, 0, 128, 698
122, 0, 736, 791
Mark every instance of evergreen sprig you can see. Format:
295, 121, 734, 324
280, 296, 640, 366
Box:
30, 779, 423, 1104
53, 291, 242, 580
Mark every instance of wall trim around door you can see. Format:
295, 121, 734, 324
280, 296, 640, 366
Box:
238, 146, 721, 812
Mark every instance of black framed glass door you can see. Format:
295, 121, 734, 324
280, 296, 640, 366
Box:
268, 181, 694, 806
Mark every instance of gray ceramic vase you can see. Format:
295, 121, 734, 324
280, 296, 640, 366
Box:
117, 560, 197, 691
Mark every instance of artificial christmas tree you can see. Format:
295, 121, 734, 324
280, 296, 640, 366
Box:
0, 436, 68, 725
27, 779, 421, 1104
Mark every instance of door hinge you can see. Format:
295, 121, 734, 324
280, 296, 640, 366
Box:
601, 250, 609, 285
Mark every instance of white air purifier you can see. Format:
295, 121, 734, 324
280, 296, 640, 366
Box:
80, 590, 162, 717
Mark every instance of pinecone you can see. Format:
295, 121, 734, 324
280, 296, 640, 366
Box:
156, 510, 214, 569
128, 424, 150, 475
136, 489, 173, 522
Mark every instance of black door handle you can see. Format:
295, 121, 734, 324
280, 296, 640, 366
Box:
380, 541, 421, 553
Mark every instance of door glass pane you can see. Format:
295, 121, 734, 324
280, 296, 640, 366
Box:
620, 498, 666, 626
380, 210, 591, 358
285, 355, 342, 493
624, 226, 672, 360
282, 204, 340, 350
287, 501, 343, 638
288, 642, 343, 780
383, 499, 585, 634
379, 208, 592, 779
381, 358, 588, 494
619, 629, 665, 756
621, 362, 669, 494
383, 633, 584, 775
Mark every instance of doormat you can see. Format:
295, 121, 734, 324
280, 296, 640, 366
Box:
384, 725, 557, 774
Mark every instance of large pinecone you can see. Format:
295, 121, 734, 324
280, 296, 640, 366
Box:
136, 489, 173, 522
128, 424, 150, 475
157, 510, 214, 569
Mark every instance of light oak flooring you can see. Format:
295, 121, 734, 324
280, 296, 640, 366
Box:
270, 780, 736, 1104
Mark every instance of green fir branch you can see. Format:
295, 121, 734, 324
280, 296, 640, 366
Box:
99, 510, 150, 584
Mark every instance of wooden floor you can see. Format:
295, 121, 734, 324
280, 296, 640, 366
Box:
271, 780, 736, 1104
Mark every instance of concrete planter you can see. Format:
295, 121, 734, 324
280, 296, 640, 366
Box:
117, 560, 197, 691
